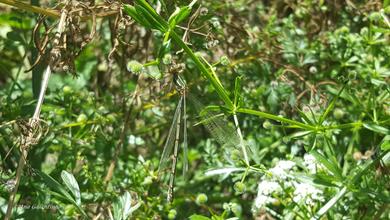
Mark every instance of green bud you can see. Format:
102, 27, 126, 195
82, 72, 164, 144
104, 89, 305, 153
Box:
127, 60, 143, 74
263, 120, 272, 129
62, 86, 72, 95
195, 193, 208, 205
360, 27, 368, 35
338, 26, 349, 33
333, 108, 345, 119
77, 114, 87, 123
233, 182, 246, 194
220, 55, 230, 66
106, 113, 116, 123
168, 209, 177, 219
162, 54, 172, 65
97, 62, 108, 72
369, 12, 381, 22
230, 149, 241, 161
309, 66, 317, 74
223, 202, 230, 211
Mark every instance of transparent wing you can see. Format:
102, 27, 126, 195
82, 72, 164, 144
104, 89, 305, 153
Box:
182, 93, 188, 177
158, 97, 183, 176
191, 97, 240, 148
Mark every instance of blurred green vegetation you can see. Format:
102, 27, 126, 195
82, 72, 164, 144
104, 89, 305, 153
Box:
0, 0, 389, 219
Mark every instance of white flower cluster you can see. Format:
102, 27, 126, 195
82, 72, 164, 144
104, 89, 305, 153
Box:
253, 159, 325, 214
293, 182, 325, 205
303, 153, 317, 174
254, 160, 295, 209
269, 160, 296, 179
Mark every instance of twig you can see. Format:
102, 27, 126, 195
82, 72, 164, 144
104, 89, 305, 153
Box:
0, 0, 118, 20
3, 2, 69, 219
0, 0, 59, 18
233, 114, 249, 166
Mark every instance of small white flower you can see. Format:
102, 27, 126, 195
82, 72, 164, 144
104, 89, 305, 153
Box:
269, 160, 295, 179
293, 182, 324, 206
269, 166, 288, 179
304, 154, 317, 174
254, 195, 276, 208
277, 160, 296, 170
258, 180, 281, 195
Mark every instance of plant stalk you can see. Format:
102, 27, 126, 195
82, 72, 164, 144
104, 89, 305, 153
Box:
4, 4, 68, 219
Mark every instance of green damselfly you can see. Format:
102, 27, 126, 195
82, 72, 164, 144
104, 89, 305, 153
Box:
158, 73, 188, 203
158, 74, 249, 202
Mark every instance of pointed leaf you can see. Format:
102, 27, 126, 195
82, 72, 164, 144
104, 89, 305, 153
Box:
310, 150, 343, 181
61, 170, 81, 205
189, 215, 211, 220
363, 123, 389, 135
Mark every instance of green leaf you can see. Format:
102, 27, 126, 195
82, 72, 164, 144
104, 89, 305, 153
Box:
380, 135, 390, 150
297, 108, 314, 125
168, 5, 193, 29
289, 130, 313, 139
318, 83, 346, 125
135, 4, 164, 31
233, 76, 242, 108
37, 171, 87, 217
310, 150, 343, 181
266, 89, 279, 108
37, 171, 75, 204
113, 191, 140, 220
61, 170, 81, 206
189, 214, 211, 220
313, 186, 348, 219
123, 5, 152, 28
363, 123, 389, 135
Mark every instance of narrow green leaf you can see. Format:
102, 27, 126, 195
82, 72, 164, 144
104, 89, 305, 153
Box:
363, 123, 389, 135
289, 130, 313, 139
61, 170, 81, 205
297, 108, 314, 125
37, 171, 87, 217
135, 4, 164, 31
168, 5, 192, 29
189, 215, 211, 220
233, 76, 242, 108
380, 135, 390, 150
134, 0, 168, 29
318, 84, 346, 125
113, 191, 139, 220
170, 31, 234, 109
312, 186, 348, 219
310, 150, 343, 181
37, 171, 75, 204
123, 5, 152, 28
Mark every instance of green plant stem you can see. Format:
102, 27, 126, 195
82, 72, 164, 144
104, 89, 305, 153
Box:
170, 31, 233, 109
323, 122, 362, 130
0, 0, 118, 19
237, 108, 316, 130
0, 0, 59, 17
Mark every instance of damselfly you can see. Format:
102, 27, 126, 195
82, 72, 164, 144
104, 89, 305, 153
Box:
158, 74, 249, 202
158, 73, 188, 203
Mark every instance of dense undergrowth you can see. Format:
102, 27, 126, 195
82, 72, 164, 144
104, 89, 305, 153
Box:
0, 0, 389, 219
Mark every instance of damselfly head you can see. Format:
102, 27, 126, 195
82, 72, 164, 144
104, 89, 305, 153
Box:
173, 74, 187, 92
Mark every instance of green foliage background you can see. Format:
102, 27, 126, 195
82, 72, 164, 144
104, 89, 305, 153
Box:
0, 0, 389, 219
